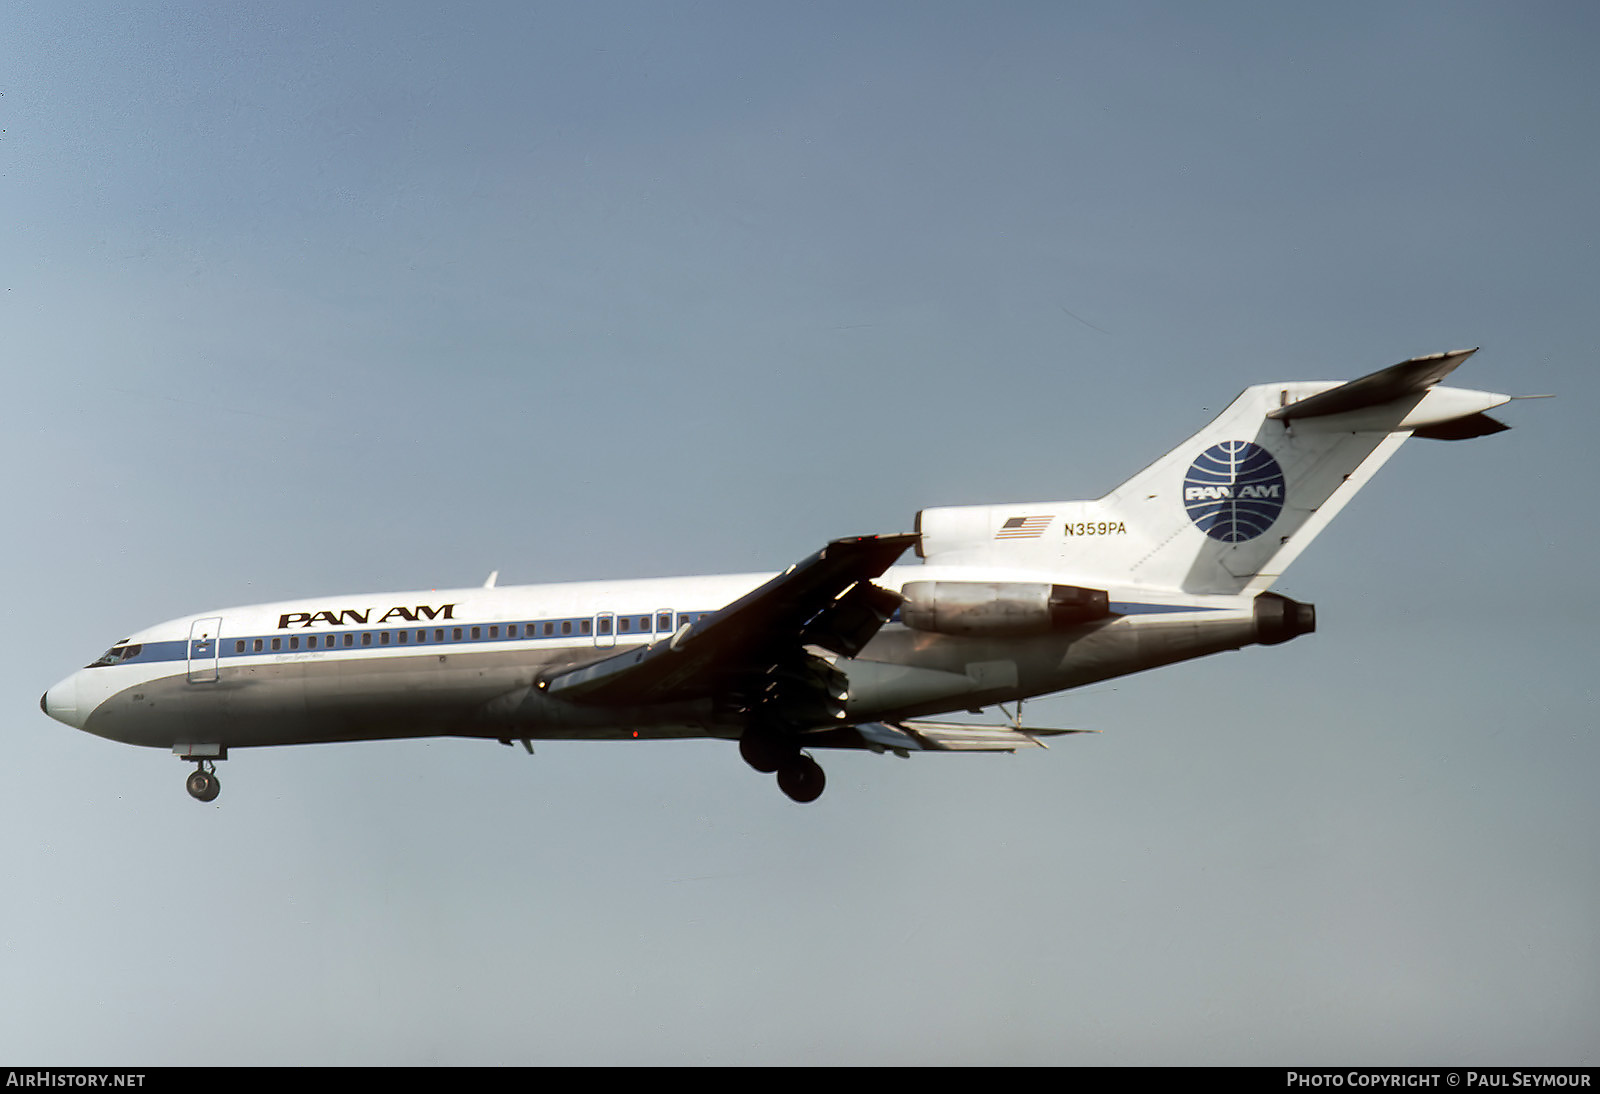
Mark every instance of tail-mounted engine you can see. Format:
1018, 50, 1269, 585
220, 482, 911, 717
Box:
901, 581, 1110, 637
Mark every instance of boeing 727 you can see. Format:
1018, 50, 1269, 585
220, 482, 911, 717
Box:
42, 349, 1518, 803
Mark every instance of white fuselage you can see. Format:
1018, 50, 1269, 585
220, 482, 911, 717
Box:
42, 562, 1259, 755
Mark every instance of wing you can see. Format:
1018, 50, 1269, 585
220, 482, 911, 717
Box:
543, 534, 918, 715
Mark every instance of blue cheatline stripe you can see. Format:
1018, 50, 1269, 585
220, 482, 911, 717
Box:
102, 610, 720, 668
99, 601, 1228, 668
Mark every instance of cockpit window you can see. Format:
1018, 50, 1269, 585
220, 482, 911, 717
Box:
86, 643, 142, 668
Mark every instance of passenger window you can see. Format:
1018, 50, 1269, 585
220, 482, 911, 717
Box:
580, 620, 591, 635
235, 641, 245, 654
344, 634, 353, 647
489, 626, 499, 639
289, 636, 300, 650
561, 620, 571, 635
271, 638, 281, 651
507, 624, 518, 638
619, 618, 631, 633
598, 617, 612, 635
453, 628, 462, 641
471, 627, 481, 640
398, 630, 408, 644
254, 639, 263, 653
435, 629, 444, 642
658, 613, 671, 631
362, 633, 372, 646
543, 622, 553, 636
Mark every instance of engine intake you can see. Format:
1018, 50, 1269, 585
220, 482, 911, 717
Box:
901, 581, 1110, 637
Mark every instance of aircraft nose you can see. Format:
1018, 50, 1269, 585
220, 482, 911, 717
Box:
41, 674, 84, 729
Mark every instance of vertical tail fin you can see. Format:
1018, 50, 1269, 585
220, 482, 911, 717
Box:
915, 350, 1511, 594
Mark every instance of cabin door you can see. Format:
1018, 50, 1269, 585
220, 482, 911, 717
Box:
187, 617, 223, 683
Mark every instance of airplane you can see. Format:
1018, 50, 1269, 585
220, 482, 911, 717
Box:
41, 349, 1521, 804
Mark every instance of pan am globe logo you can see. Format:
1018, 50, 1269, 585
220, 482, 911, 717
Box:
1183, 441, 1286, 542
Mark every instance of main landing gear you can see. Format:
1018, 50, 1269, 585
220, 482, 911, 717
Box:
740, 731, 827, 803
776, 754, 825, 803
185, 761, 221, 802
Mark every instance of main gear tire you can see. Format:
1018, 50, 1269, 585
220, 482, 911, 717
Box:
739, 731, 792, 774
776, 755, 826, 803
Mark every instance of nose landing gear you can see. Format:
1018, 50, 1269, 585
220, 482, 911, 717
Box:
185, 761, 221, 802
175, 745, 228, 803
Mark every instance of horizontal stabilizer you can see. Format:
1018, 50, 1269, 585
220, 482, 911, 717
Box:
1268, 348, 1478, 421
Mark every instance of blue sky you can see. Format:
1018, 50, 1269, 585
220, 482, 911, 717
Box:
2, 2, 1596, 1065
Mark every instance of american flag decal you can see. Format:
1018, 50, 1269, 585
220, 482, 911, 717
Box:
995, 515, 1054, 539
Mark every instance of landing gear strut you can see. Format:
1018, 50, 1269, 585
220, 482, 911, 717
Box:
186, 761, 221, 802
